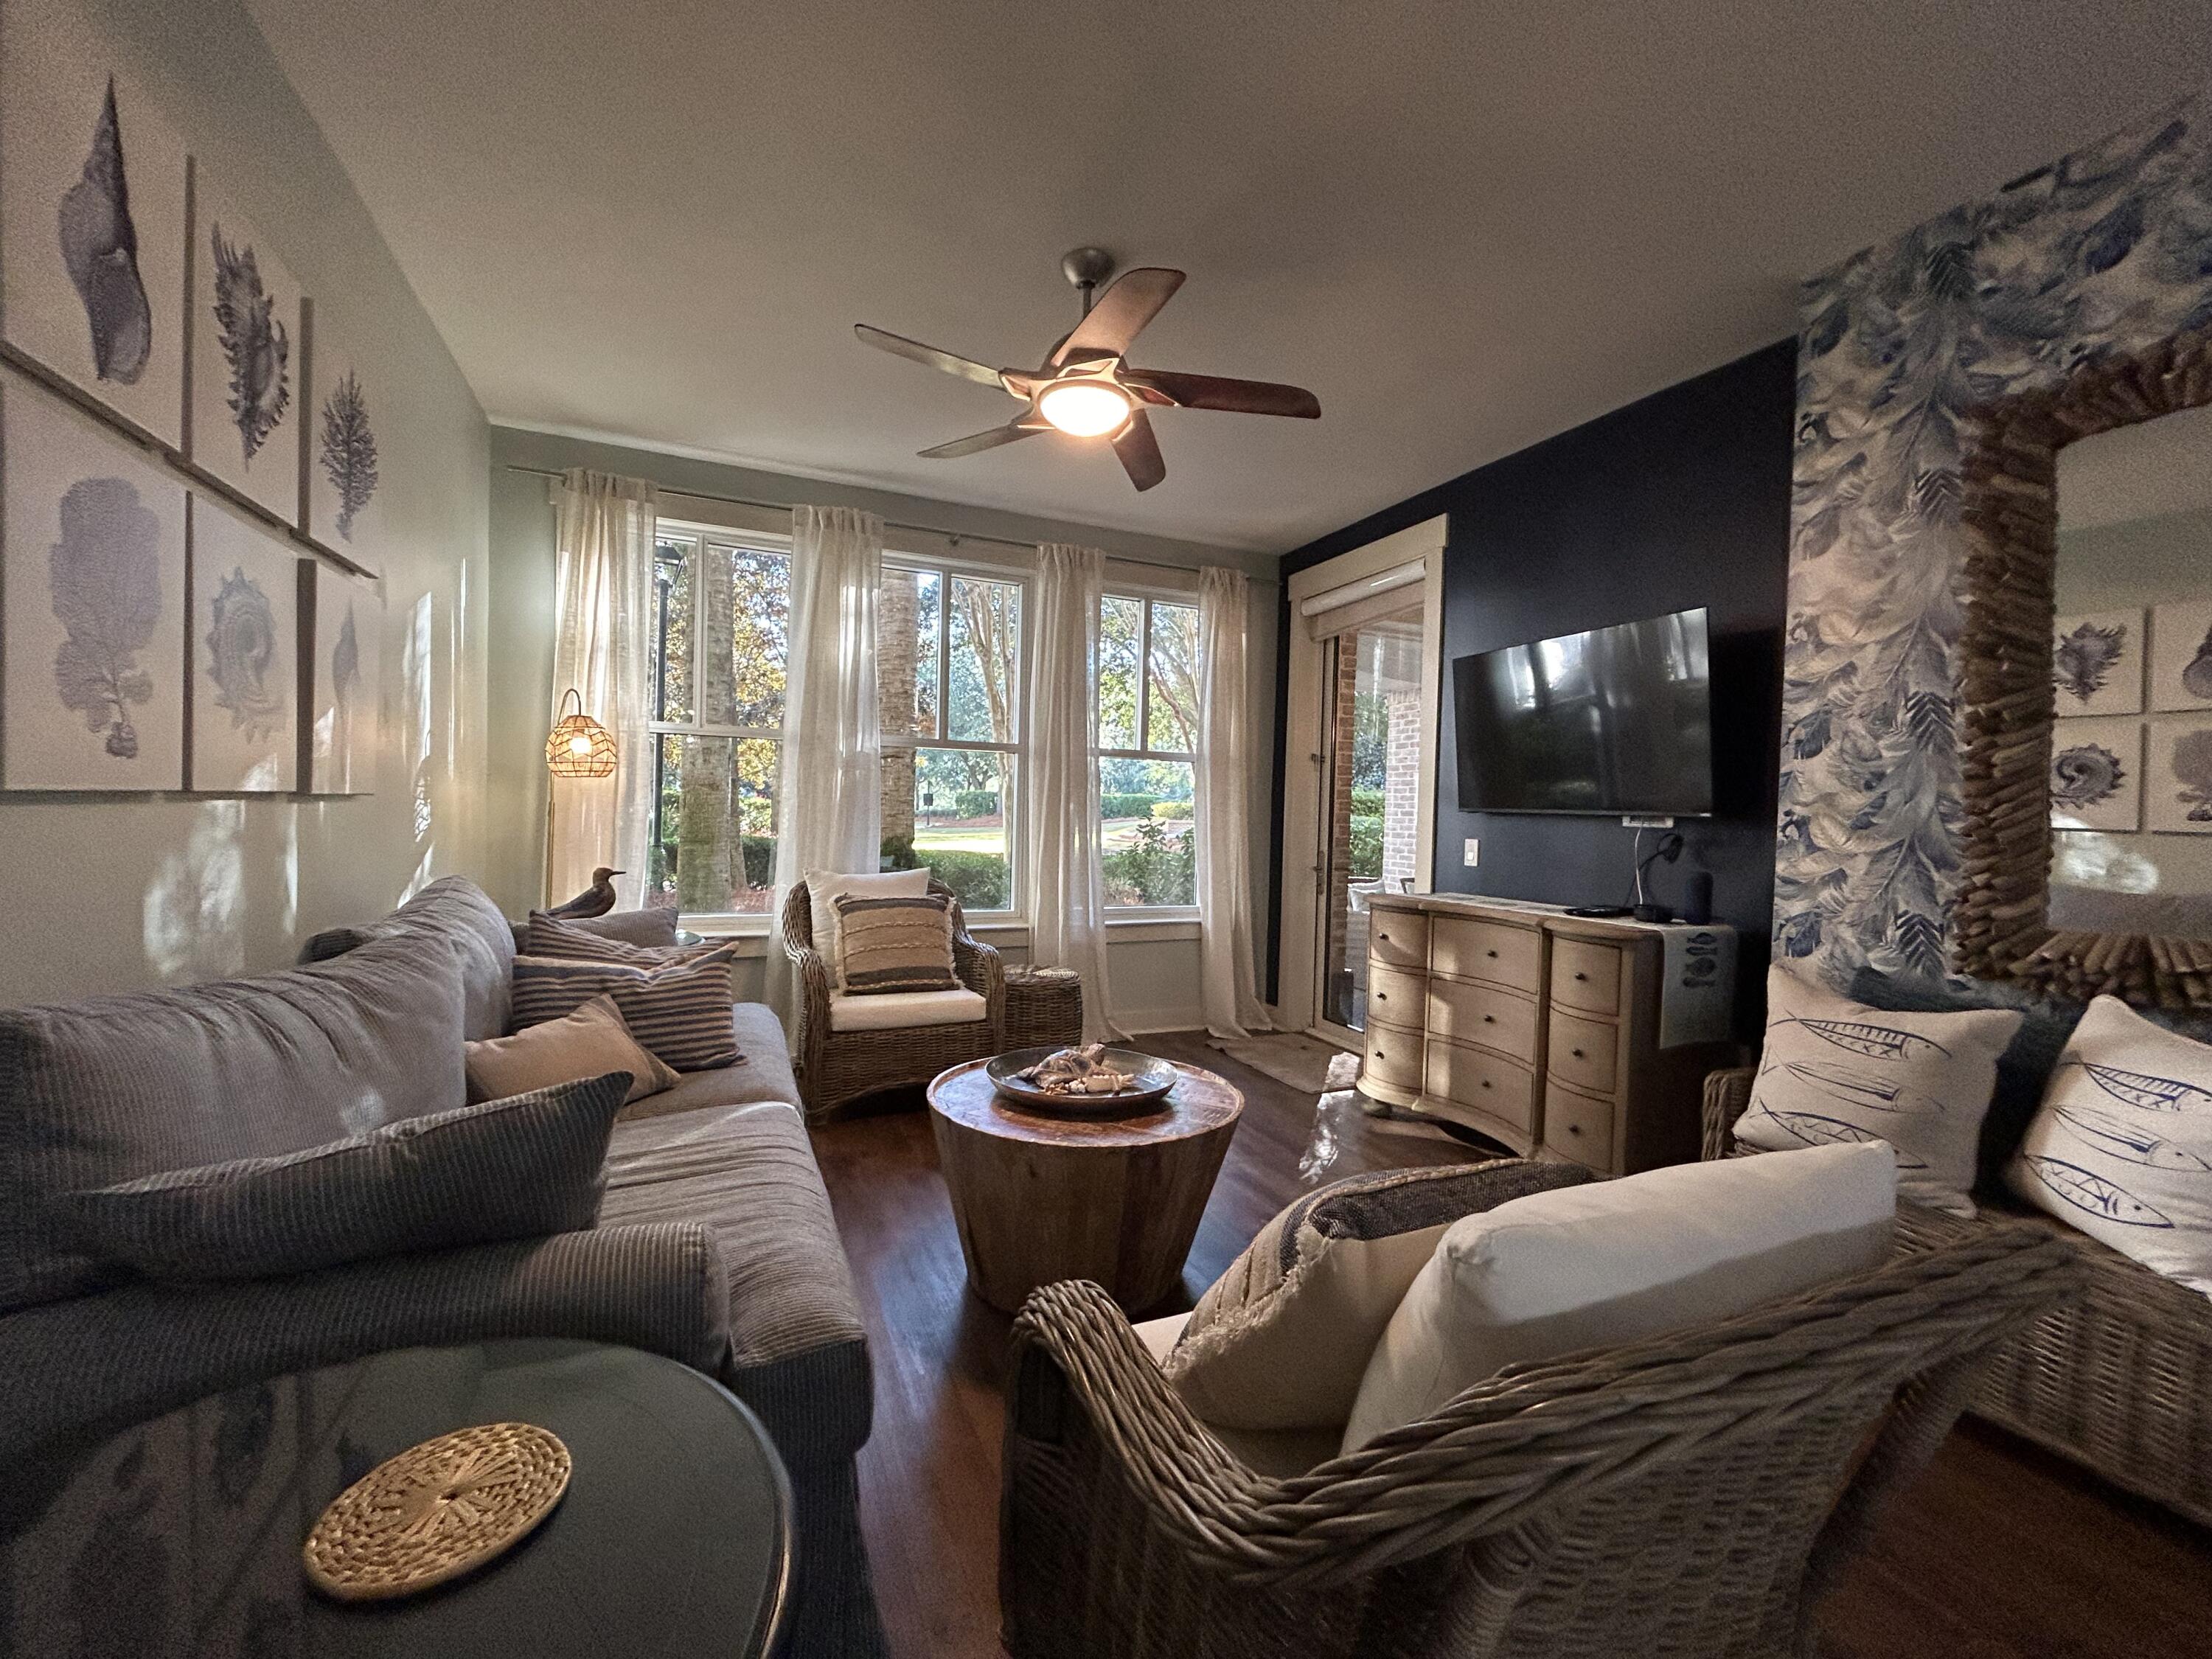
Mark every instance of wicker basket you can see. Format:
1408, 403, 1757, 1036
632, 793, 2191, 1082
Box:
1005, 967, 1084, 1050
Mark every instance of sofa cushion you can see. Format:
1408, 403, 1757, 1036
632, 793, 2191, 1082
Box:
53, 1072, 630, 1281
1343, 1142, 1896, 1452
615, 1004, 801, 1122
512, 945, 742, 1071
299, 876, 517, 1040
602, 1102, 872, 1464
0, 933, 472, 1313
521, 909, 689, 963
467, 995, 678, 1105
827, 987, 986, 1032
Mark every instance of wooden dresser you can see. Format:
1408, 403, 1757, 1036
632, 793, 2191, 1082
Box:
1357, 894, 1739, 1177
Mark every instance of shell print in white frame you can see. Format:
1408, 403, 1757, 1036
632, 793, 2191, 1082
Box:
2144, 715, 2212, 835
187, 187, 302, 523
2048, 716, 2143, 833
2053, 608, 2146, 717
302, 301, 383, 572
0, 4, 189, 450
1, 366, 187, 790
2149, 599, 2212, 714
187, 495, 296, 792
305, 560, 380, 794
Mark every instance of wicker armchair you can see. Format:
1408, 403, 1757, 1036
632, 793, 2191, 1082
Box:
782, 877, 1005, 1118
1705, 1065, 2212, 1528
1001, 1161, 2079, 1659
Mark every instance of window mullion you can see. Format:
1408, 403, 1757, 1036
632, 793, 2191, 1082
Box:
1136, 598, 1153, 757
936, 571, 952, 742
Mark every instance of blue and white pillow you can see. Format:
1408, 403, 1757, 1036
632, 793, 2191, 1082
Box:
2010, 995, 2212, 1298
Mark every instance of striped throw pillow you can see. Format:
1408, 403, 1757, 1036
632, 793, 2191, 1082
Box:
512, 945, 741, 1071
524, 909, 687, 964
834, 892, 959, 995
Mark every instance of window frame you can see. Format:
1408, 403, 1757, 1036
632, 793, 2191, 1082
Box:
645, 519, 795, 928
1098, 588, 1200, 919
881, 551, 1029, 922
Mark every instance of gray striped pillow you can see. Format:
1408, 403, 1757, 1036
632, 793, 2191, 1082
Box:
834, 891, 959, 994
511, 945, 741, 1071
52, 1072, 630, 1281
523, 909, 687, 963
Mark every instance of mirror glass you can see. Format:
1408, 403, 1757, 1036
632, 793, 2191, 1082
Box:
2050, 403, 2212, 939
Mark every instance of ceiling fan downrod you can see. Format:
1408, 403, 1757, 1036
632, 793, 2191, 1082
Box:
1060, 246, 1116, 317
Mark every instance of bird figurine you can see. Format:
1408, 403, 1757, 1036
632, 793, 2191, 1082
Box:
545, 867, 623, 919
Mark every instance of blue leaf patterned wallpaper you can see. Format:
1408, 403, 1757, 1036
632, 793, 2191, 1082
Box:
1776, 91, 2212, 986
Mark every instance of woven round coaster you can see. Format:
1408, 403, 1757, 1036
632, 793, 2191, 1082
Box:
302, 1422, 571, 1601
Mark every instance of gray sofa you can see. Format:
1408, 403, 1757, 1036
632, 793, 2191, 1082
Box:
0, 877, 884, 1656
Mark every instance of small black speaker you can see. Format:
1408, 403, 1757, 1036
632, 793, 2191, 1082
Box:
1683, 871, 1714, 927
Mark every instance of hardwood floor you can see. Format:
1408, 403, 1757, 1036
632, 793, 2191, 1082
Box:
808, 1030, 2212, 1659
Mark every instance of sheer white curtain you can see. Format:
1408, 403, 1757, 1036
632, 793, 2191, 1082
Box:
1023, 543, 1121, 1043
770, 505, 884, 1011
546, 469, 658, 908
1195, 566, 1271, 1037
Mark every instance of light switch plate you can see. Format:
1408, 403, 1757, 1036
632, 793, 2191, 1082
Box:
1463, 838, 1481, 867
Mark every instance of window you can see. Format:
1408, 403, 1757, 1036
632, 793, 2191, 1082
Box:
644, 527, 790, 917
880, 562, 1023, 915
1099, 594, 1197, 909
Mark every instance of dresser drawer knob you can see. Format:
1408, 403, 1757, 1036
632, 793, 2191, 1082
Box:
1573, 971, 1588, 981
1486, 949, 1498, 959
1482, 1015, 1495, 1024
1480, 1080, 1492, 1090
1568, 1124, 1583, 1136
1571, 1048, 1586, 1059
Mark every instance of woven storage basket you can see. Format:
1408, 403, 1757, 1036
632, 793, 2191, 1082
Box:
1005, 967, 1084, 1050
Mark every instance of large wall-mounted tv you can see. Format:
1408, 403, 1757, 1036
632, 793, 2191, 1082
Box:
1453, 607, 1714, 816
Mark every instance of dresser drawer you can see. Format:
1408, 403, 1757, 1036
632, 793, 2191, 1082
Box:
1550, 937, 1624, 1017
1368, 911, 1429, 971
1548, 1008, 1620, 1096
1423, 1042, 1537, 1135
1361, 1026, 1423, 1090
1366, 962, 1426, 1029
1543, 1083, 1616, 1172
1430, 917, 1543, 992
1427, 978, 1540, 1062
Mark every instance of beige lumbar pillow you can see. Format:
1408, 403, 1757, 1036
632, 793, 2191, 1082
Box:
1164, 1161, 1590, 1431
465, 994, 678, 1106
1732, 964, 2020, 1217
1341, 1141, 1896, 1453
2009, 995, 2212, 1298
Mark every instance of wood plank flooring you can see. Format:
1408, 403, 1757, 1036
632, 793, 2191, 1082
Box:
808, 1030, 2212, 1659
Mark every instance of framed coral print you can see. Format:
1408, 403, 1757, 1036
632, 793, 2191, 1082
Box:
2048, 716, 2142, 832
304, 560, 380, 794
187, 494, 296, 792
2143, 715, 2212, 835
0, 4, 189, 449
187, 184, 303, 523
2053, 608, 2146, 717
302, 300, 383, 572
2149, 599, 2212, 714
1, 367, 187, 790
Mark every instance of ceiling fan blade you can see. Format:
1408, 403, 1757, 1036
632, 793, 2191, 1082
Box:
918, 422, 1042, 459
1051, 268, 1186, 366
855, 324, 1007, 389
1111, 408, 1166, 492
1124, 368, 1321, 418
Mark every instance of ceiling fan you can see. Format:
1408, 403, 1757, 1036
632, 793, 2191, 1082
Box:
854, 247, 1321, 493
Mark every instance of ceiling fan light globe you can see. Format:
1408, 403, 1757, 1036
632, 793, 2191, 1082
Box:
1037, 380, 1132, 438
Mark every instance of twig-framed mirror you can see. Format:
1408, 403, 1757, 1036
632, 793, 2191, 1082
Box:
1954, 322, 2212, 1009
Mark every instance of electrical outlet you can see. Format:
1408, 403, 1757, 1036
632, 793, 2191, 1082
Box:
1463, 838, 1481, 867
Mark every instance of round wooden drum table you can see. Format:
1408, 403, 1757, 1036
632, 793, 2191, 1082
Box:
928, 1057, 1245, 1314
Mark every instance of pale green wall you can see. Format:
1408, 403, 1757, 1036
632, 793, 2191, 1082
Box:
0, 0, 490, 1004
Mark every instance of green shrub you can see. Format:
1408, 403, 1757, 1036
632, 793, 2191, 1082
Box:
953, 789, 1000, 819
1351, 787, 1386, 819
1101, 792, 1159, 819
1102, 817, 1195, 906
923, 849, 1009, 911
1150, 799, 1194, 821
880, 834, 917, 870
1348, 814, 1383, 879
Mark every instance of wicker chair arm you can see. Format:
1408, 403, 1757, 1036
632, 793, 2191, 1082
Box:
1701, 1065, 1757, 1161
951, 923, 1005, 1006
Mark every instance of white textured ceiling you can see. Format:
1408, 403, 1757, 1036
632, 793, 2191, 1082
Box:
244, 0, 2212, 553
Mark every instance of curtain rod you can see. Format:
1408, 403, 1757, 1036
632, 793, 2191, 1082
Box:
501, 463, 1243, 576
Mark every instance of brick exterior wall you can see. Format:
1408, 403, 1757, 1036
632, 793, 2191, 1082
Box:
1381, 687, 1421, 886
1324, 644, 1364, 1015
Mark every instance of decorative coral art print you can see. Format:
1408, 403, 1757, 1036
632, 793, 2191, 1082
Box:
1, 368, 187, 790
306, 561, 381, 794
2144, 716, 2212, 835
187, 187, 302, 523
187, 496, 296, 792
303, 302, 383, 571
0, 3, 189, 448
2149, 599, 2212, 714
2048, 716, 2143, 833
2053, 609, 2146, 717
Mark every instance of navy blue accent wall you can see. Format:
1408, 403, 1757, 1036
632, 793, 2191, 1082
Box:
1270, 341, 1796, 1037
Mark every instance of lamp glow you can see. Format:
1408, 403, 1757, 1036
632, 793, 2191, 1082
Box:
1037, 380, 1132, 437
546, 687, 617, 779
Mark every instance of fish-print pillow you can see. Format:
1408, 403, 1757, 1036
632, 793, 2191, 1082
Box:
1736, 965, 2023, 1217
2009, 996, 2212, 1296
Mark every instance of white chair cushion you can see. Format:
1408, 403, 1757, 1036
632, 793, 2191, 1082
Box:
2008, 995, 2212, 1297
1733, 964, 2021, 1217
1341, 1141, 1896, 1453
825, 987, 986, 1032
804, 866, 931, 959
1133, 1312, 1345, 1479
